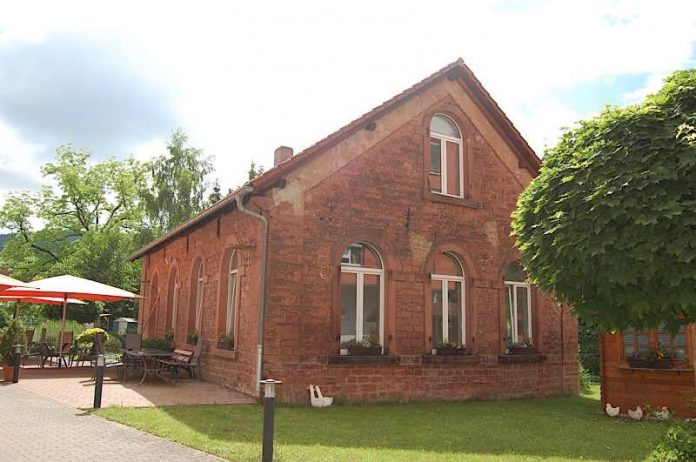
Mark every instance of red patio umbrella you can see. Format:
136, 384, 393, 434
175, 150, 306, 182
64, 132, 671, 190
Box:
0, 274, 34, 291
0, 295, 85, 319
0, 275, 141, 363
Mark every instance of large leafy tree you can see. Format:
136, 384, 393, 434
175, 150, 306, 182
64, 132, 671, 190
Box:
0, 146, 148, 321
143, 129, 213, 234
512, 69, 696, 331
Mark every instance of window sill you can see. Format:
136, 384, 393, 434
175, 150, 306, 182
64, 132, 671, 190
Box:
422, 354, 480, 365
425, 191, 480, 208
329, 355, 400, 365
619, 366, 693, 374
498, 354, 546, 364
210, 348, 237, 360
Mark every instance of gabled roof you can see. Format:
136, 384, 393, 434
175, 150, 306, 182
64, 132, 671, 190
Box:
129, 58, 540, 261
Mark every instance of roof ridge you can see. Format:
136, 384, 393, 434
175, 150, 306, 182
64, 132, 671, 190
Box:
129, 58, 539, 260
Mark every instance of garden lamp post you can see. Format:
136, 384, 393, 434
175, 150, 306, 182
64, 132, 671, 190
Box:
12, 344, 21, 383
93, 333, 105, 409
260, 378, 282, 462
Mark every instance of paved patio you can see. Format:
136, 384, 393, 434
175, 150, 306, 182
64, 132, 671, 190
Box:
7, 366, 255, 409
0, 385, 224, 461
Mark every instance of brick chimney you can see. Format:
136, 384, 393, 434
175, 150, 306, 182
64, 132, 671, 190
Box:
274, 146, 293, 166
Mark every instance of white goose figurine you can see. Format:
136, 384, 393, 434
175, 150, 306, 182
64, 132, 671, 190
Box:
307, 385, 333, 408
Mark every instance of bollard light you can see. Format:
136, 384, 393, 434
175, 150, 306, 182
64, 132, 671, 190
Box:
259, 378, 282, 462
12, 344, 21, 383
93, 353, 106, 409
261, 378, 281, 399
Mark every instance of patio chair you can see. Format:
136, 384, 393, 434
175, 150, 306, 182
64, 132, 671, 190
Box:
23, 329, 43, 366
125, 333, 142, 351
71, 341, 95, 368
39, 342, 61, 368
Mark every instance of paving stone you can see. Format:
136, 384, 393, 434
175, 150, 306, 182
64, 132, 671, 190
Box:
0, 385, 225, 461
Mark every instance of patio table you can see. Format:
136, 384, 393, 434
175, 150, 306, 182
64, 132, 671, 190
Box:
122, 349, 172, 384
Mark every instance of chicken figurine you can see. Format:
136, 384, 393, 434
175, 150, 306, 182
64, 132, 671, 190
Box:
605, 403, 620, 417
307, 385, 334, 408
628, 406, 643, 421
655, 406, 671, 421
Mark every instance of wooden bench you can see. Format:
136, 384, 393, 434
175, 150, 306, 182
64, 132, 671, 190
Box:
158, 348, 196, 378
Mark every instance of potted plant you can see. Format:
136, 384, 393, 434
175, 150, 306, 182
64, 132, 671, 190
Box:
435, 340, 467, 356
76, 327, 109, 345
508, 337, 537, 355
187, 330, 199, 345
0, 319, 26, 382
341, 335, 382, 356
627, 347, 673, 369
217, 333, 234, 350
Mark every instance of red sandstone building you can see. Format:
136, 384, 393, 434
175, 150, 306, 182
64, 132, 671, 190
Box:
130, 59, 578, 403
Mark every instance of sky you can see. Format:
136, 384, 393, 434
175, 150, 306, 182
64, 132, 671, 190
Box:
1, 0, 695, 204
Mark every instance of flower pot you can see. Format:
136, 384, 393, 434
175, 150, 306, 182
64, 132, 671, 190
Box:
187, 336, 199, 345
436, 347, 467, 356
628, 358, 672, 369
217, 340, 233, 350
347, 346, 382, 356
3, 366, 14, 382
509, 345, 538, 355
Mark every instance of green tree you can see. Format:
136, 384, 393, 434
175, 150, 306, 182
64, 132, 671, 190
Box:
143, 129, 213, 233
512, 69, 696, 331
0, 146, 147, 322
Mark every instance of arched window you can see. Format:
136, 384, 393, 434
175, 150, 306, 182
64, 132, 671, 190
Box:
429, 114, 463, 197
504, 261, 532, 344
166, 268, 179, 335
224, 251, 239, 336
340, 242, 384, 350
431, 252, 465, 348
146, 273, 159, 338
189, 259, 204, 336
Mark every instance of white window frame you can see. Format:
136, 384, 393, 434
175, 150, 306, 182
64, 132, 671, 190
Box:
194, 263, 204, 331
341, 243, 364, 266
505, 281, 532, 343
432, 272, 466, 346
430, 114, 464, 198
340, 245, 385, 349
171, 278, 179, 332
226, 252, 239, 336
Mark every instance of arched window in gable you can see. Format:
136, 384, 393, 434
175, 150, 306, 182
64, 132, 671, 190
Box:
429, 114, 464, 198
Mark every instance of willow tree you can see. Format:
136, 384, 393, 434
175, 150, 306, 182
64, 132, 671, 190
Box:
512, 69, 696, 331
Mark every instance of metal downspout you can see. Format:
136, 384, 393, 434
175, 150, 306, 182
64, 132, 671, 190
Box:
235, 186, 268, 397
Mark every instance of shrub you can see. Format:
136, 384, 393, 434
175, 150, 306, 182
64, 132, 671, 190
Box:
76, 327, 108, 345
579, 363, 594, 393
142, 337, 174, 351
0, 318, 26, 366
650, 423, 696, 462
103, 335, 123, 354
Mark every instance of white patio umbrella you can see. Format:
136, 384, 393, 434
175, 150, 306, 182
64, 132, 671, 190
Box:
0, 275, 141, 363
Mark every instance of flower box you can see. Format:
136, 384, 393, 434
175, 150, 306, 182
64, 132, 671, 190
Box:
627, 358, 673, 369
435, 347, 467, 356
347, 345, 382, 356
217, 339, 234, 350
509, 345, 538, 355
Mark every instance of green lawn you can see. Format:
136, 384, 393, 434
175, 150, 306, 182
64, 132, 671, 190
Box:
96, 385, 667, 461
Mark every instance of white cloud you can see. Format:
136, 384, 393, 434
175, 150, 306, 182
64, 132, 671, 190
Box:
0, 0, 694, 197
